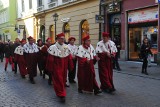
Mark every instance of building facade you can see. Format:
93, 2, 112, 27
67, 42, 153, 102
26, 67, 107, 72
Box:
16, 0, 37, 40
35, 0, 100, 47
102, 0, 160, 64
0, 0, 17, 41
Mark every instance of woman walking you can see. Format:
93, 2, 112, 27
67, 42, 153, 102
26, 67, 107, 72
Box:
140, 38, 152, 75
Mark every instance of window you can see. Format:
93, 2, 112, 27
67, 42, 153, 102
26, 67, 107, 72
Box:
29, 0, 32, 9
38, 0, 42, 7
22, 0, 25, 12
63, 23, 70, 42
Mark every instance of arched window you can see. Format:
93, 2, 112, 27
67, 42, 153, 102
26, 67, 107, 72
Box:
49, 25, 54, 43
39, 25, 45, 42
63, 23, 70, 42
80, 20, 89, 43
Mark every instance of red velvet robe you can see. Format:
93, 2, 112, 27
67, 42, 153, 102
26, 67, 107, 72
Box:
97, 53, 114, 90
76, 45, 100, 92
96, 40, 117, 90
23, 43, 39, 78
46, 43, 73, 97
14, 46, 27, 76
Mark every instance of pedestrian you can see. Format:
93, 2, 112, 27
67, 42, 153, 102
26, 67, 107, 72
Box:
23, 36, 39, 84
112, 36, 121, 71
43, 37, 52, 85
46, 33, 73, 102
68, 37, 78, 83
140, 38, 152, 75
76, 35, 102, 95
4, 41, 14, 71
37, 39, 45, 76
0, 40, 4, 62
13, 38, 20, 74
96, 32, 117, 93
14, 39, 28, 78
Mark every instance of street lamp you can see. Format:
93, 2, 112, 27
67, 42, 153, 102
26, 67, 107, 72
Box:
53, 13, 59, 38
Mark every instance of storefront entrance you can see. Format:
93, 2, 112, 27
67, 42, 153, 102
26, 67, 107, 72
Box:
128, 25, 158, 62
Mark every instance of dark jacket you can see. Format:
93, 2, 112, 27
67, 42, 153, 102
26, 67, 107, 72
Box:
4, 44, 11, 58
0, 43, 4, 54
140, 44, 152, 59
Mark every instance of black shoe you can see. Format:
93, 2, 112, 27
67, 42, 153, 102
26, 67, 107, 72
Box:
69, 80, 76, 83
48, 80, 52, 85
145, 72, 149, 75
103, 88, 113, 93
58, 97, 65, 103
12, 69, 15, 72
30, 78, 35, 84
94, 90, 102, 95
21, 75, 25, 79
43, 73, 45, 79
65, 84, 70, 87
78, 89, 83, 93
117, 68, 121, 71
14, 71, 17, 74
110, 88, 116, 92
40, 71, 42, 76
4, 67, 6, 71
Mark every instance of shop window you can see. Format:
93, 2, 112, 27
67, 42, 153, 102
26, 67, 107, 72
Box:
128, 26, 158, 62
63, 23, 70, 42
49, 25, 55, 43
80, 20, 89, 43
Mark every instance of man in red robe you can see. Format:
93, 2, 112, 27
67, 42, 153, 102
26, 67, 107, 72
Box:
76, 35, 102, 95
23, 36, 39, 84
96, 32, 117, 93
46, 33, 73, 102
14, 39, 28, 78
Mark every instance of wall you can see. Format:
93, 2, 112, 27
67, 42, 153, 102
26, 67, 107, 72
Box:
45, 0, 99, 47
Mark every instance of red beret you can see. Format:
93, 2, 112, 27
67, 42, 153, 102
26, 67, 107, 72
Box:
82, 35, 90, 41
20, 39, 26, 43
27, 36, 33, 41
57, 33, 65, 38
68, 37, 76, 42
102, 32, 109, 37
46, 37, 51, 42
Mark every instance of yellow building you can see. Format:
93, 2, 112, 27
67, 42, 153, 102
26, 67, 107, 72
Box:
35, 0, 100, 47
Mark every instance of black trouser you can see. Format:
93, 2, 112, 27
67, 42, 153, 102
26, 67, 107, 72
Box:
0, 53, 4, 62
113, 53, 120, 69
68, 59, 77, 81
142, 57, 148, 72
14, 62, 18, 72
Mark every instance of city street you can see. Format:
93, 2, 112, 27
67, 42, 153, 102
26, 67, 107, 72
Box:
0, 61, 160, 107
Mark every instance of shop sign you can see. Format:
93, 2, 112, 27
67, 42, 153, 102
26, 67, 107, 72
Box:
95, 15, 104, 23
128, 7, 158, 24
19, 25, 25, 29
155, 0, 160, 3
61, 18, 71, 23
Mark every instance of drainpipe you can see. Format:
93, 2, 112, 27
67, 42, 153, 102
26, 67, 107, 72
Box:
99, 0, 102, 41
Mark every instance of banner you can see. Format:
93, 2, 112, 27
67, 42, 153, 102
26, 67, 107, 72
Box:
128, 7, 158, 24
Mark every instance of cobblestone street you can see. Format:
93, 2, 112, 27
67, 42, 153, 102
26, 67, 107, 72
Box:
0, 61, 160, 107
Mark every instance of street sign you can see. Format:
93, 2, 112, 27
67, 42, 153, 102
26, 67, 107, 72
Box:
95, 15, 104, 23
158, 0, 160, 3
19, 25, 25, 29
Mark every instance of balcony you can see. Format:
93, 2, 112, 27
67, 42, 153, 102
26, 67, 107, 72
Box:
37, 5, 44, 12
62, 0, 75, 4
48, 0, 58, 9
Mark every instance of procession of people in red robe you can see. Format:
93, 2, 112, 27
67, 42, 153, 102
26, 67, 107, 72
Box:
3, 32, 117, 103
